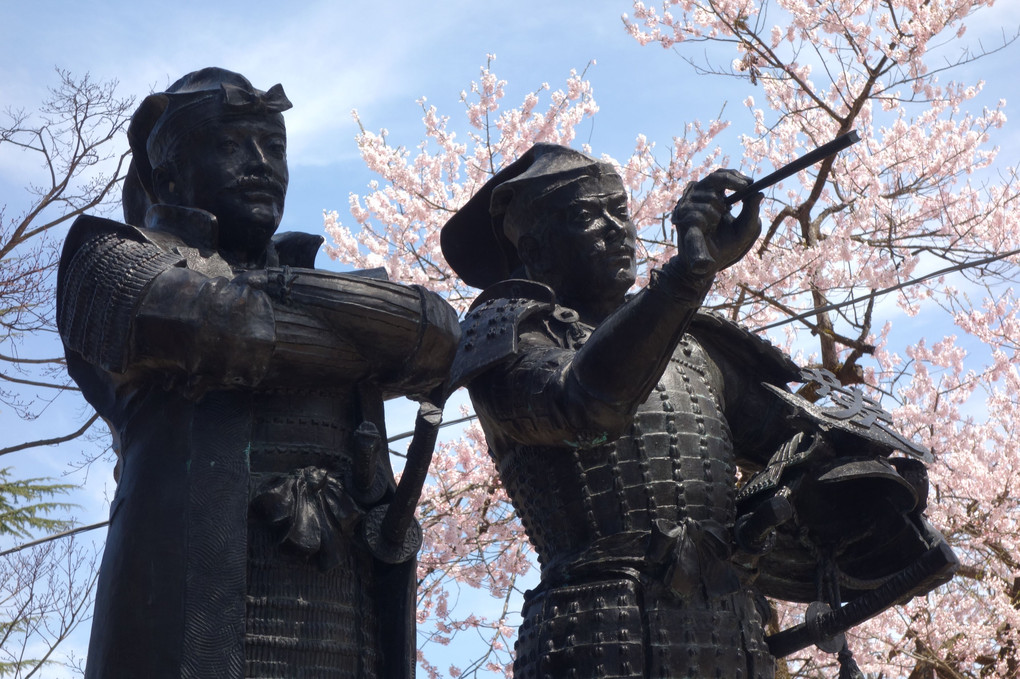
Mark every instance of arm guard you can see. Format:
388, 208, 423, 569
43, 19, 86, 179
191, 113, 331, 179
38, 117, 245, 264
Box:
57, 218, 184, 374
258, 267, 460, 397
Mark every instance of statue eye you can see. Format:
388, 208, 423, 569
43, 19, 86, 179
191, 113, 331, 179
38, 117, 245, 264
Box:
568, 206, 596, 223
610, 198, 629, 219
267, 139, 287, 159
217, 139, 240, 155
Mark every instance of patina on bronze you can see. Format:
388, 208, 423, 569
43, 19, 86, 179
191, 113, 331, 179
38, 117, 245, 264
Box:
441, 143, 955, 679
57, 68, 460, 679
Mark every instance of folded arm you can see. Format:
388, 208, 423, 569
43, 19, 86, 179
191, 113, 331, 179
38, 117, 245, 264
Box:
58, 229, 458, 396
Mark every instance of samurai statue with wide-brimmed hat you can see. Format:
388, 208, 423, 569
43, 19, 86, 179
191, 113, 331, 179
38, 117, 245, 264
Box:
441, 143, 956, 679
57, 67, 460, 679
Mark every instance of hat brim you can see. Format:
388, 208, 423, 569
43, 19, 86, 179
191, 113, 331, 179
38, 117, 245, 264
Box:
440, 149, 539, 290
126, 93, 170, 203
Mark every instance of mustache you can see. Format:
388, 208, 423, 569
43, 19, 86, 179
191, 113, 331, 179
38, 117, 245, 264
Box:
229, 175, 286, 196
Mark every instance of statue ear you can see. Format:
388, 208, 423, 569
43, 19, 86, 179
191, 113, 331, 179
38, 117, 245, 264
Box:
151, 166, 177, 204
517, 234, 546, 275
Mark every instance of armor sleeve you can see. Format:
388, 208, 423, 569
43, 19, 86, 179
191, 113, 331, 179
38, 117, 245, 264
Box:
471, 335, 605, 449
58, 227, 186, 374
59, 222, 458, 397
258, 267, 460, 397
135, 266, 458, 395
468, 269, 714, 449
129, 266, 278, 388
57, 215, 280, 388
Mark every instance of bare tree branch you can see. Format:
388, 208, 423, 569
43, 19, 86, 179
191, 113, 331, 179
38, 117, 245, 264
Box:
0, 413, 100, 457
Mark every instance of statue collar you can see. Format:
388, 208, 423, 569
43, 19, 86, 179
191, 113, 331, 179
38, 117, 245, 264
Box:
140, 203, 323, 269
143, 204, 219, 252
469, 278, 558, 311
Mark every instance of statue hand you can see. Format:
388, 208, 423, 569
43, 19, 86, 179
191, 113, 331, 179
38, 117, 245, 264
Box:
236, 268, 296, 303
235, 269, 268, 291
670, 169, 763, 275
734, 495, 793, 556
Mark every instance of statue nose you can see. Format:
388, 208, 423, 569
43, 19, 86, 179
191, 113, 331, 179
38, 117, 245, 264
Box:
246, 140, 273, 172
605, 213, 629, 240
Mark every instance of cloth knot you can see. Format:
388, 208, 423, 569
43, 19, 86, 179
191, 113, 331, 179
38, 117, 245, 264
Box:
648, 518, 741, 598
251, 466, 362, 571
221, 82, 292, 114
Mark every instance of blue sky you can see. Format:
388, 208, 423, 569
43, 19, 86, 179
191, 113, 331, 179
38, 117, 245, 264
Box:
0, 0, 784, 533
1, 0, 748, 239
1, 0, 1018, 675
3, 1, 1016, 239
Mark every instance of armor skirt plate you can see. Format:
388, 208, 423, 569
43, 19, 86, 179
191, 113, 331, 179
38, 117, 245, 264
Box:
515, 576, 774, 679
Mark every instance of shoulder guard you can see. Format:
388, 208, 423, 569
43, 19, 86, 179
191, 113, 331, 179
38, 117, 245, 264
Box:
58, 215, 150, 271
57, 215, 184, 373
688, 310, 800, 386
449, 279, 556, 390
272, 231, 324, 268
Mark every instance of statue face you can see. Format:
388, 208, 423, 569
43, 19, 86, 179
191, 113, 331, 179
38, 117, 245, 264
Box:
516, 180, 637, 309
161, 115, 288, 259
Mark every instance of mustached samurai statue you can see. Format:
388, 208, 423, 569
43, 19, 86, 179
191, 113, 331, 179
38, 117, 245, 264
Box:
441, 143, 956, 678
57, 68, 460, 678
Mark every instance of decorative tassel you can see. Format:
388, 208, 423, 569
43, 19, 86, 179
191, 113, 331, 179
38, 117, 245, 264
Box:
837, 644, 865, 679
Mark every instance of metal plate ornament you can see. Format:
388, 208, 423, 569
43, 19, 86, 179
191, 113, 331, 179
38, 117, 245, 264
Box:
361, 504, 423, 565
764, 368, 932, 463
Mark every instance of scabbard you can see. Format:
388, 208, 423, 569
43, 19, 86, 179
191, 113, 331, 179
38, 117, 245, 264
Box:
765, 540, 957, 657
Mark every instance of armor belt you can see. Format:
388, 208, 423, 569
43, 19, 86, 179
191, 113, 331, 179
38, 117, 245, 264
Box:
248, 387, 356, 474
518, 573, 774, 679
540, 518, 741, 600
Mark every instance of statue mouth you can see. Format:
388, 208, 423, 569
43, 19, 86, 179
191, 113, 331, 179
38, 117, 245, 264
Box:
604, 245, 635, 262
240, 189, 283, 203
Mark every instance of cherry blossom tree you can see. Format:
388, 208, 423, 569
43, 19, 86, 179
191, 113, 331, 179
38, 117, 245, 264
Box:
325, 0, 1020, 673
623, 2, 1020, 676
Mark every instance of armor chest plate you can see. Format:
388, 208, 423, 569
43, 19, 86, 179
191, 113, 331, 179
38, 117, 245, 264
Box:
496, 336, 737, 569
248, 387, 357, 474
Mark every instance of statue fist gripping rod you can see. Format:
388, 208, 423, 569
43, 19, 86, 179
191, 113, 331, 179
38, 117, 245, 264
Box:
672, 168, 763, 276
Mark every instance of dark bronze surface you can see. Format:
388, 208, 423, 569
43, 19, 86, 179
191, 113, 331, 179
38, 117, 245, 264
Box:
442, 142, 956, 679
57, 68, 460, 679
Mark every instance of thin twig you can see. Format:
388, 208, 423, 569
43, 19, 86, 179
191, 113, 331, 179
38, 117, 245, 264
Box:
0, 412, 99, 456
755, 248, 1020, 333
0, 521, 108, 558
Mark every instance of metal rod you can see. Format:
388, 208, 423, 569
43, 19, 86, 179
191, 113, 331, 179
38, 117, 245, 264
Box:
726, 130, 861, 205
765, 541, 956, 657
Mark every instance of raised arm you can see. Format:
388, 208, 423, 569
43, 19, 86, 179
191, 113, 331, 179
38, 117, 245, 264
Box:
468, 170, 764, 447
